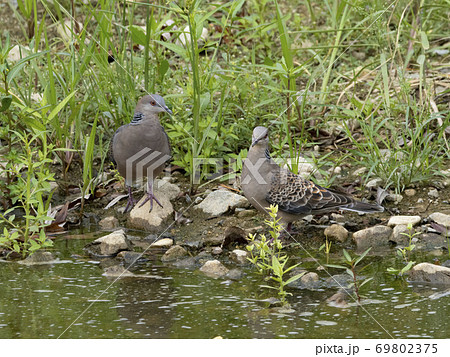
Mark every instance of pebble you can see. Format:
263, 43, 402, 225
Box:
409, 263, 450, 284
366, 178, 383, 188
428, 212, 450, 228
237, 209, 256, 218
150, 238, 174, 249
387, 215, 421, 227
330, 213, 345, 223
99, 216, 119, 230
428, 188, 439, 199
324, 224, 349, 243
199, 260, 229, 278
161, 245, 188, 262
196, 190, 249, 216
352, 167, 367, 177
352, 225, 392, 249
386, 194, 403, 204
229, 249, 248, 265
404, 189, 416, 197
390, 225, 411, 245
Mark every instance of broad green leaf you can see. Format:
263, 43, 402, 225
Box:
47, 91, 77, 123
419, 31, 429, 50
129, 25, 147, 46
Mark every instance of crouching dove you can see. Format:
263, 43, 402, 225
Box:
241, 126, 383, 230
112, 94, 172, 213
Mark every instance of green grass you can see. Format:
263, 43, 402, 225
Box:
1, 0, 449, 253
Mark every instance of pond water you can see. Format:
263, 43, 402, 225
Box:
0, 233, 449, 339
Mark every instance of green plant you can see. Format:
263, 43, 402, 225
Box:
387, 223, 419, 277
326, 248, 373, 303
319, 235, 332, 263
247, 205, 304, 305
0, 130, 54, 257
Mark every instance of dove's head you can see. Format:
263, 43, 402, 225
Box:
251, 126, 269, 147
136, 94, 173, 115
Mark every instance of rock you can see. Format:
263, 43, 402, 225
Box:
173, 257, 197, 269
352, 225, 392, 249
196, 189, 249, 216
326, 274, 353, 288
225, 268, 243, 280
236, 209, 256, 218
352, 167, 367, 177
129, 179, 180, 230
99, 216, 119, 230
442, 260, 450, 268
428, 212, 450, 228
386, 194, 403, 204
199, 259, 229, 278
116, 251, 147, 266
388, 215, 421, 227
18, 251, 55, 265
390, 225, 411, 245
330, 213, 345, 223
211, 247, 223, 255
103, 265, 135, 277
324, 224, 349, 243
161, 245, 188, 262
229, 249, 248, 265
222, 226, 248, 248
428, 188, 439, 199
301, 272, 319, 284
318, 216, 329, 225
203, 234, 224, 246
150, 238, 174, 249
420, 233, 447, 250
404, 189, 416, 197
84, 229, 131, 257
366, 178, 383, 188
409, 263, 450, 284
326, 290, 350, 308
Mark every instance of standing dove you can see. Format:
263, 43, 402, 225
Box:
112, 94, 172, 213
241, 126, 383, 230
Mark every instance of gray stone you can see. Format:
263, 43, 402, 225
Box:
129, 179, 180, 230
99, 216, 119, 230
301, 272, 319, 284
330, 213, 345, 223
18, 251, 55, 265
199, 259, 229, 278
229, 249, 248, 265
352, 225, 392, 249
173, 257, 197, 269
150, 238, 173, 249
324, 224, 349, 243
404, 189, 416, 197
409, 263, 450, 284
103, 265, 135, 277
388, 215, 421, 227
326, 290, 350, 308
390, 225, 411, 245
428, 212, 450, 228
211, 247, 223, 255
116, 251, 147, 266
386, 194, 403, 204
226, 268, 243, 280
161, 245, 188, 262
366, 178, 383, 188
428, 188, 439, 199
237, 209, 256, 218
196, 189, 249, 216
84, 229, 131, 257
